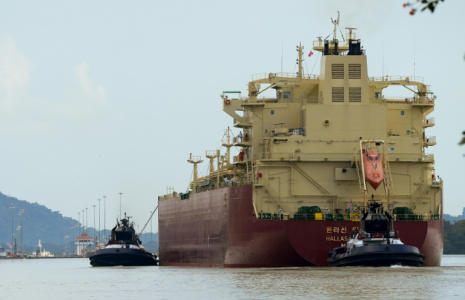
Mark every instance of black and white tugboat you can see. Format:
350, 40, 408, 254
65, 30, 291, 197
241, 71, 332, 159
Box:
89, 213, 158, 267
328, 200, 424, 267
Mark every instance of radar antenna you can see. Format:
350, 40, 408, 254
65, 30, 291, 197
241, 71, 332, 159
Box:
345, 27, 357, 40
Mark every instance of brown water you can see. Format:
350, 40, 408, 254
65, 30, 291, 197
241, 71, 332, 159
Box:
1, 255, 464, 300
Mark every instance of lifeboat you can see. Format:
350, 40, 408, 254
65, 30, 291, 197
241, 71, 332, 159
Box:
363, 150, 384, 190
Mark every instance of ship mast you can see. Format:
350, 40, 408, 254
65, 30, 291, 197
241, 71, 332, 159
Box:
221, 127, 233, 167
205, 150, 218, 174
297, 43, 304, 79
187, 153, 203, 192
331, 11, 340, 42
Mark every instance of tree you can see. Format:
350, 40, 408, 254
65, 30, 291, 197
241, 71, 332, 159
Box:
444, 220, 465, 254
404, 0, 444, 15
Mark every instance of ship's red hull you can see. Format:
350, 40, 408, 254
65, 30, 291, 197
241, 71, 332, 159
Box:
158, 185, 443, 267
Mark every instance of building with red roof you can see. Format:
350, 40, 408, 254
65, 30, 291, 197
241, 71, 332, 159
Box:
75, 232, 94, 256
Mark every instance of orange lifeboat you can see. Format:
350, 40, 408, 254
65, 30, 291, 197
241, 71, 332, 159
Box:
363, 150, 384, 190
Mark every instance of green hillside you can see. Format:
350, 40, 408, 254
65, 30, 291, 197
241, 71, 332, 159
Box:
0, 192, 78, 250
0, 192, 158, 254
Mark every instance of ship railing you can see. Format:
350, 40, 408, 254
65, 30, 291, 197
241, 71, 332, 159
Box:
393, 213, 440, 221
226, 97, 249, 102
305, 97, 319, 104
432, 179, 441, 187
217, 178, 253, 188
252, 72, 319, 81
259, 151, 434, 163
233, 117, 252, 126
382, 96, 435, 105
180, 178, 257, 195
426, 93, 436, 101
422, 117, 435, 126
159, 191, 181, 200
258, 212, 440, 221
383, 97, 417, 103
423, 154, 435, 161
369, 97, 384, 104
233, 153, 249, 163
368, 75, 424, 83
425, 136, 436, 145
260, 152, 354, 161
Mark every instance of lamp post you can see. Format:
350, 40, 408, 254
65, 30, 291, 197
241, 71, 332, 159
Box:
69, 227, 74, 255
64, 235, 69, 256
82, 210, 85, 233
150, 211, 153, 252
78, 211, 81, 234
18, 209, 24, 254
119, 192, 123, 219
85, 207, 88, 234
103, 195, 106, 244
74, 225, 78, 254
16, 226, 20, 255
10, 206, 15, 256
93, 205, 96, 249
98, 199, 101, 247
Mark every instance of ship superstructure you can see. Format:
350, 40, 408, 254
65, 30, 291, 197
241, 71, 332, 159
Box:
158, 16, 443, 267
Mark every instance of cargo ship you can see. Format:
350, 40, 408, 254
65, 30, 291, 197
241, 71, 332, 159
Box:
158, 15, 443, 267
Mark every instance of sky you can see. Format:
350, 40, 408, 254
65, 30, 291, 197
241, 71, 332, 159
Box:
0, 0, 464, 233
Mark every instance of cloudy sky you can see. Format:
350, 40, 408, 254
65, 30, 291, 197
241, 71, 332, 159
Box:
0, 0, 464, 232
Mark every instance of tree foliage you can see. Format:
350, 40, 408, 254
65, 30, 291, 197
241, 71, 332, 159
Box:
0, 192, 80, 250
404, 0, 444, 15
444, 220, 465, 254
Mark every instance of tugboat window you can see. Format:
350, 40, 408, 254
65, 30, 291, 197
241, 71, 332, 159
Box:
283, 92, 291, 99
271, 110, 275, 115
401, 111, 405, 115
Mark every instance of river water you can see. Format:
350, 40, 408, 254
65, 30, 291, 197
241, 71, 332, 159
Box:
1, 255, 464, 300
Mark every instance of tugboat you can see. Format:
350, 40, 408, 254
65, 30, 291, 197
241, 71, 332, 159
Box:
328, 199, 425, 267
89, 213, 158, 267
